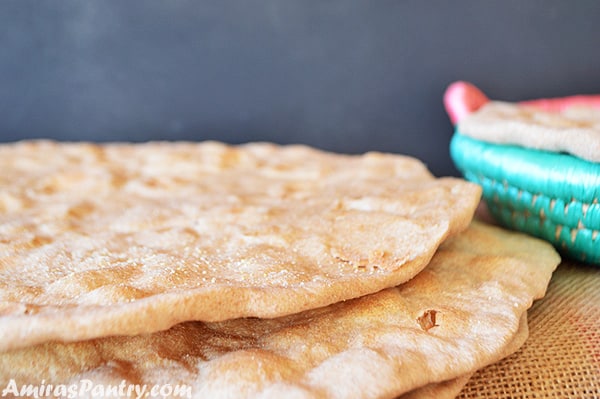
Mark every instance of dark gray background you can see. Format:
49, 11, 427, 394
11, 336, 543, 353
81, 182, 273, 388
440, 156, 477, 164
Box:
1, 1, 600, 176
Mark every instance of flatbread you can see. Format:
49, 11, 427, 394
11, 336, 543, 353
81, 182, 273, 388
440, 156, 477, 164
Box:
401, 374, 473, 399
401, 313, 529, 399
0, 222, 559, 398
457, 101, 600, 162
0, 140, 480, 350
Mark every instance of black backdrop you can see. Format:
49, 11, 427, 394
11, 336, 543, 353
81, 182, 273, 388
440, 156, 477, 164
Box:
2, 0, 600, 176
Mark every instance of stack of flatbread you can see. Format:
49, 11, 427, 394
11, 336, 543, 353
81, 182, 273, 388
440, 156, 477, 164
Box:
0, 141, 560, 398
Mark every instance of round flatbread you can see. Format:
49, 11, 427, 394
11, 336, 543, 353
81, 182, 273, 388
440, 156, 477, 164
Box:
0, 141, 480, 350
401, 313, 529, 399
0, 222, 559, 398
457, 101, 600, 162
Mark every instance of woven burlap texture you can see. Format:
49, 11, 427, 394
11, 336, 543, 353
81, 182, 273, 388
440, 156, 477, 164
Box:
458, 261, 600, 398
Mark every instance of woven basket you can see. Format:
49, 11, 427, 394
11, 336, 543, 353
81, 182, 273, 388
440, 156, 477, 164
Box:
445, 82, 600, 265
451, 133, 600, 264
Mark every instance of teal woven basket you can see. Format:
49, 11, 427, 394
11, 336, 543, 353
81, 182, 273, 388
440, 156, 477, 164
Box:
451, 133, 600, 265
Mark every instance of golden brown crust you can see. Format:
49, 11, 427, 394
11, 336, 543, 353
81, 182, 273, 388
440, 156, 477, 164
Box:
0, 222, 559, 398
0, 141, 480, 350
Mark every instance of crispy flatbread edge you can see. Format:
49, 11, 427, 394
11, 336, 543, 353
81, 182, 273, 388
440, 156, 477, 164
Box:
400, 312, 529, 399
0, 183, 481, 352
0, 251, 447, 351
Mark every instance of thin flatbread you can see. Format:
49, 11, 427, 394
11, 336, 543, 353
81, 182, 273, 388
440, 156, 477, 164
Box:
0, 222, 559, 398
457, 101, 600, 162
401, 375, 473, 399
401, 313, 529, 399
0, 141, 480, 350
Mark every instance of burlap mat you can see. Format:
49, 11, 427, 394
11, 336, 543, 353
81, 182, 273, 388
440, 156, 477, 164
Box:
457, 261, 600, 398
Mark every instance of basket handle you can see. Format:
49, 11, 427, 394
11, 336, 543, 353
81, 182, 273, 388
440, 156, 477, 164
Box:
443, 81, 489, 125
521, 95, 600, 112
444, 81, 600, 125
